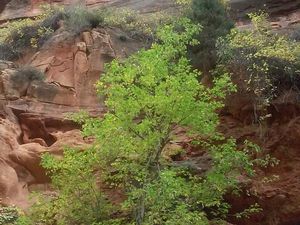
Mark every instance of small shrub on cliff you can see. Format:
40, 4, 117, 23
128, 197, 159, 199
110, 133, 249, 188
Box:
40, 11, 65, 31
0, 18, 38, 60
11, 66, 45, 87
0, 43, 19, 61
64, 5, 104, 34
8, 24, 53, 50
0, 18, 36, 43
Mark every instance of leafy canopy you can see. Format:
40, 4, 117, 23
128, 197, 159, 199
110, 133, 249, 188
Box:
75, 18, 252, 225
21, 18, 266, 225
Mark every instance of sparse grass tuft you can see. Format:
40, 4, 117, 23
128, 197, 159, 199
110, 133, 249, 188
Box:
64, 5, 104, 34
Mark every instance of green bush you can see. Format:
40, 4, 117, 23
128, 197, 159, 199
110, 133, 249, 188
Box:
188, 0, 234, 71
0, 206, 19, 224
7, 23, 53, 49
0, 7, 57, 60
217, 12, 300, 107
14, 216, 32, 225
9, 25, 38, 48
40, 11, 65, 31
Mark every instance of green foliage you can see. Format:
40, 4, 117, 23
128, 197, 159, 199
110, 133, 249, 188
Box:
40, 11, 65, 31
217, 12, 300, 107
0, 42, 19, 61
290, 28, 300, 41
176, 0, 192, 5
0, 207, 19, 224
76, 18, 253, 224
188, 0, 234, 71
14, 216, 32, 225
0, 18, 37, 43
101, 7, 173, 40
24, 18, 271, 225
0, 206, 32, 225
32, 148, 116, 225
0, 18, 40, 60
140, 170, 210, 225
234, 203, 262, 219
0, 6, 57, 60
9, 25, 53, 49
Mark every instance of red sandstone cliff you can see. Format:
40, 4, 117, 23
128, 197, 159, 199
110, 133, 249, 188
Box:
0, 26, 145, 208
0, 1, 300, 225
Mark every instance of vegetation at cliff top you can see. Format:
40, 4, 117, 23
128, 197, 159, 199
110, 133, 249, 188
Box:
0, 0, 234, 63
0, 6, 57, 60
0, 4, 174, 61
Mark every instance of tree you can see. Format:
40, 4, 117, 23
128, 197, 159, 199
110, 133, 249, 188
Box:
75, 18, 255, 224
188, 0, 233, 71
24, 18, 262, 225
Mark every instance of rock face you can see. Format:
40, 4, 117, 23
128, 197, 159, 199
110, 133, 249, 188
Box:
231, 0, 300, 18
1, 0, 299, 22
232, 0, 300, 34
0, 27, 144, 208
218, 88, 300, 225
0, 0, 108, 21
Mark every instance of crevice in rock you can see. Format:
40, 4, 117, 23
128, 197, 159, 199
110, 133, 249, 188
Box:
10, 107, 80, 147
19, 115, 58, 147
44, 117, 81, 133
